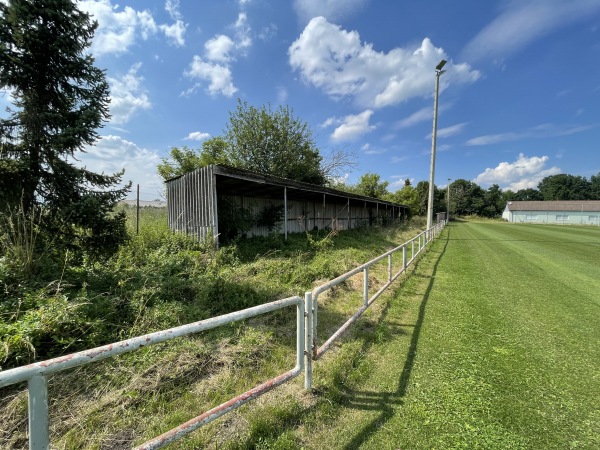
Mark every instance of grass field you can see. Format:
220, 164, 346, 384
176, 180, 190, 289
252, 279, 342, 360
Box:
298, 222, 600, 449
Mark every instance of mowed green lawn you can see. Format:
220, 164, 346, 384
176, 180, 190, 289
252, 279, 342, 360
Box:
301, 222, 600, 449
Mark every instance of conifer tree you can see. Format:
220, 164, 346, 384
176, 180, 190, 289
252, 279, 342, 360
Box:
0, 0, 129, 255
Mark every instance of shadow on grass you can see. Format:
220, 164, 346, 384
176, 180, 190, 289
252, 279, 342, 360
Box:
337, 227, 451, 450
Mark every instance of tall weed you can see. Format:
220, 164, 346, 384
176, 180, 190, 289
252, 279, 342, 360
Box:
0, 283, 98, 369
0, 205, 44, 276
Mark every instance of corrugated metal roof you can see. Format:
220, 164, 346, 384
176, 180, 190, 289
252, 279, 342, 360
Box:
505, 200, 600, 212
167, 164, 406, 209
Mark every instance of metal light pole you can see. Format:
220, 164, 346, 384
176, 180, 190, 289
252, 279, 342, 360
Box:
426, 59, 447, 230
446, 178, 451, 222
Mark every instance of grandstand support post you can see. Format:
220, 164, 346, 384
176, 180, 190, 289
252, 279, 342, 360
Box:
136, 184, 140, 235
284, 187, 288, 240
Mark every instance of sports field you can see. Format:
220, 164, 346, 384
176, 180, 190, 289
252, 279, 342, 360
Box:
301, 222, 600, 449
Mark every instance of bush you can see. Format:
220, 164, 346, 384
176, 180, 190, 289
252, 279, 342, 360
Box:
0, 285, 99, 369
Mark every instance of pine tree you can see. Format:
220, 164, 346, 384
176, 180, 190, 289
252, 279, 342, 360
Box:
0, 0, 129, 255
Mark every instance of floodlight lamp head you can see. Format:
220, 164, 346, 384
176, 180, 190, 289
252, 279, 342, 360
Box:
436, 59, 447, 71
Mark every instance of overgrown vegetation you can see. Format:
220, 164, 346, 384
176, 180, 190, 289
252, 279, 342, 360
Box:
0, 208, 420, 448
0, 205, 415, 369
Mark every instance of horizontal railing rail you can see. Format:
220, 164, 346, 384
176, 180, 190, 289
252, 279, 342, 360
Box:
0, 296, 305, 450
0, 221, 447, 449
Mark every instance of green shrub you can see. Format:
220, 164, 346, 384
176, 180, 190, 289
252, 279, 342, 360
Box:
0, 285, 99, 368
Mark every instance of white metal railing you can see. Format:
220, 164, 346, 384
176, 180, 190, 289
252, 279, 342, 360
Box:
303, 220, 445, 389
0, 221, 446, 449
0, 296, 305, 450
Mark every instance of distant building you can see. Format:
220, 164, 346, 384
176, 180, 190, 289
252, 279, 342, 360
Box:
166, 165, 408, 243
120, 199, 167, 208
502, 200, 600, 225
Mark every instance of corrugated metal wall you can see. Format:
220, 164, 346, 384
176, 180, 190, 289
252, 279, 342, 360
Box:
167, 166, 217, 240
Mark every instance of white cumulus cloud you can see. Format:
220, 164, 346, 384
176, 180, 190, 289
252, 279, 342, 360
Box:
80, 0, 187, 54
184, 4, 253, 98
107, 63, 151, 125
325, 110, 375, 142
160, 20, 186, 47
185, 56, 237, 97
289, 17, 479, 109
204, 35, 235, 62
160, 0, 187, 46
186, 131, 211, 141
165, 0, 182, 21
234, 12, 252, 51
474, 153, 561, 191
77, 135, 163, 192
80, 0, 151, 55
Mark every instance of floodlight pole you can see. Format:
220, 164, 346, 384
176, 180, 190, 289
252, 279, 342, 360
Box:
426, 60, 447, 230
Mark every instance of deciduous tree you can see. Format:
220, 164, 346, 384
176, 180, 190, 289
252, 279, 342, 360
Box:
355, 173, 389, 199
225, 100, 325, 184
157, 137, 228, 181
590, 173, 600, 200
511, 188, 543, 201
538, 174, 590, 200
450, 179, 485, 216
388, 183, 418, 216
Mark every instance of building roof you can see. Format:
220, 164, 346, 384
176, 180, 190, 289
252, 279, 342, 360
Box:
505, 200, 600, 212
167, 164, 407, 209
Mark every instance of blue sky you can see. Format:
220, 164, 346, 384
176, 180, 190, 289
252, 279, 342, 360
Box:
14, 0, 600, 198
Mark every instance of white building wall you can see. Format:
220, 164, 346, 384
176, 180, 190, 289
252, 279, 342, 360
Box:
507, 210, 600, 225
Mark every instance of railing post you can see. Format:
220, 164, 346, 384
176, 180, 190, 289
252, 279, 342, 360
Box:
312, 293, 318, 360
402, 245, 407, 270
363, 267, 369, 306
412, 240, 414, 260
387, 254, 392, 282
304, 291, 313, 390
297, 298, 305, 372
28, 375, 49, 450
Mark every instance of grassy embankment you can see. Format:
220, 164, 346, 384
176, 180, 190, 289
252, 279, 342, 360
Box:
1, 207, 428, 449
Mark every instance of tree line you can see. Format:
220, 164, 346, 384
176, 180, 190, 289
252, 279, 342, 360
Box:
328, 172, 600, 218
